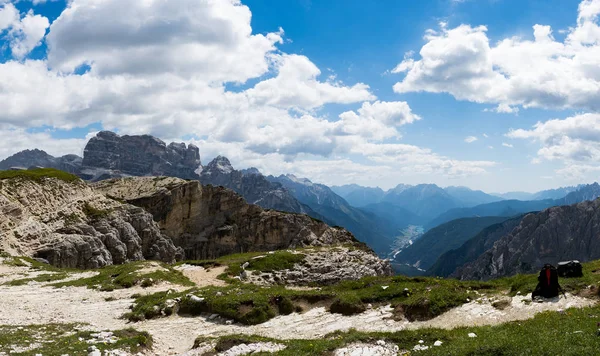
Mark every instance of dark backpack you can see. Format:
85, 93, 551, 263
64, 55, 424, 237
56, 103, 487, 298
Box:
532, 264, 562, 299
557, 260, 583, 278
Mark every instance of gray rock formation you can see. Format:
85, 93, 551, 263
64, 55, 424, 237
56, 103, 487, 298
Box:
246, 248, 393, 286
0, 149, 82, 174
0, 174, 180, 269
81, 131, 201, 180
199, 156, 316, 216
456, 198, 600, 280
94, 177, 372, 260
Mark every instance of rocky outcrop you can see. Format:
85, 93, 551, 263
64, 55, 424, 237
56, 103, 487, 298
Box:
0, 149, 82, 174
199, 156, 316, 216
94, 177, 372, 260
456, 198, 600, 280
81, 131, 201, 181
0, 174, 180, 268
246, 248, 393, 286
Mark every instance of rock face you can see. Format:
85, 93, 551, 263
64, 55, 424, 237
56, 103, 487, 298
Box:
81, 131, 201, 181
94, 177, 372, 260
0, 149, 82, 174
0, 174, 181, 268
456, 198, 600, 280
199, 156, 315, 216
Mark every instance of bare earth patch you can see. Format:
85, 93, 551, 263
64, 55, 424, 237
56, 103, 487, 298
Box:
175, 264, 227, 288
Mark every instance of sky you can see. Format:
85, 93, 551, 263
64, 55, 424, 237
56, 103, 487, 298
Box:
0, 0, 599, 193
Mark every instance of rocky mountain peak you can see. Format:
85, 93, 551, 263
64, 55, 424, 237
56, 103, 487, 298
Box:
241, 167, 262, 176
0, 149, 82, 173
81, 131, 201, 180
203, 155, 234, 174
284, 174, 313, 186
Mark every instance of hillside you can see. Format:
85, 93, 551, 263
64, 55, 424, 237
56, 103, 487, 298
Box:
267, 174, 399, 255
456, 198, 600, 280
426, 199, 555, 230
394, 216, 511, 271
427, 215, 525, 277
429, 183, 600, 230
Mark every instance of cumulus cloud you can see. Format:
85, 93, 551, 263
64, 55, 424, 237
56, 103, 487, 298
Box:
464, 136, 478, 143
0, 0, 496, 183
508, 113, 600, 162
0, 3, 48, 58
502, 142, 514, 148
392, 0, 600, 112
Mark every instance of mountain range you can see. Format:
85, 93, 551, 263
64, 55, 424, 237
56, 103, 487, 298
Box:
3, 130, 600, 276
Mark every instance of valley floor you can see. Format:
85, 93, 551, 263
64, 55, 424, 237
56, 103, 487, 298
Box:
0, 256, 597, 355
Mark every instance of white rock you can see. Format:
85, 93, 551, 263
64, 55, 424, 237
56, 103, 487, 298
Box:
381, 286, 389, 290
188, 295, 204, 303
434, 340, 443, 346
468, 333, 477, 338
418, 340, 424, 344
413, 344, 429, 351
376, 340, 386, 346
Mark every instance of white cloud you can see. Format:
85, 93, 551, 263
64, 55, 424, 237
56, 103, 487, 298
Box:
0, 128, 89, 159
464, 136, 478, 143
392, 0, 600, 112
502, 142, 514, 148
483, 133, 489, 138
0, 0, 496, 184
0, 3, 48, 58
488, 145, 494, 149
244, 54, 375, 110
0, 3, 18, 31
508, 113, 600, 162
335, 101, 421, 140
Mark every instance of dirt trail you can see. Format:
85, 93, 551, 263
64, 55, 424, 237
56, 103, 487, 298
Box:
0, 261, 596, 355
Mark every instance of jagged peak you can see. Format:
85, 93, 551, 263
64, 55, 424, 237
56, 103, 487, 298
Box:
205, 155, 234, 174
284, 174, 313, 186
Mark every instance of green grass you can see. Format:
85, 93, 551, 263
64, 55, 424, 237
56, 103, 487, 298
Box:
0, 324, 152, 355
82, 202, 112, 220
0, 168, 80, 182
1, 256, 61, 272
7, 273, 70, 286
49, 261, 194, 291
126, 257, 600, 326
194, 304, 600, 355
126, 274, 495, 325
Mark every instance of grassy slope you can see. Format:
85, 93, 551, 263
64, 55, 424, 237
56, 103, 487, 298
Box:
196, 303, 600, 355
0, 168, 80, 182
0, 324, 152, 356
2, 257, 194, 290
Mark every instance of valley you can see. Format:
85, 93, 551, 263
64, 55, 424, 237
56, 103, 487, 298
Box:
3, 134, 600, 355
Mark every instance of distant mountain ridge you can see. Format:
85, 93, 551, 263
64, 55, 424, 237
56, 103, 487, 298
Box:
454, 198, 600, 280
394, 216, 512, 271
268, 174, 400, 255
426, 215, 526, 278
427, 183, 600, 230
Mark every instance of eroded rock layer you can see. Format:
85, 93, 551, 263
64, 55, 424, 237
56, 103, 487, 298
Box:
94, 177, 370, 260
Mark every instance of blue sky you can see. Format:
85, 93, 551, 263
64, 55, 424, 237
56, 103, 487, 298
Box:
0, 0, 598, 193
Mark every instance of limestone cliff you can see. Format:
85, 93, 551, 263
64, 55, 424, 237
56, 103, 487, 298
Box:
94, 177, 373, 260
81, 131, 201, 181
0, 172, 180, 268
